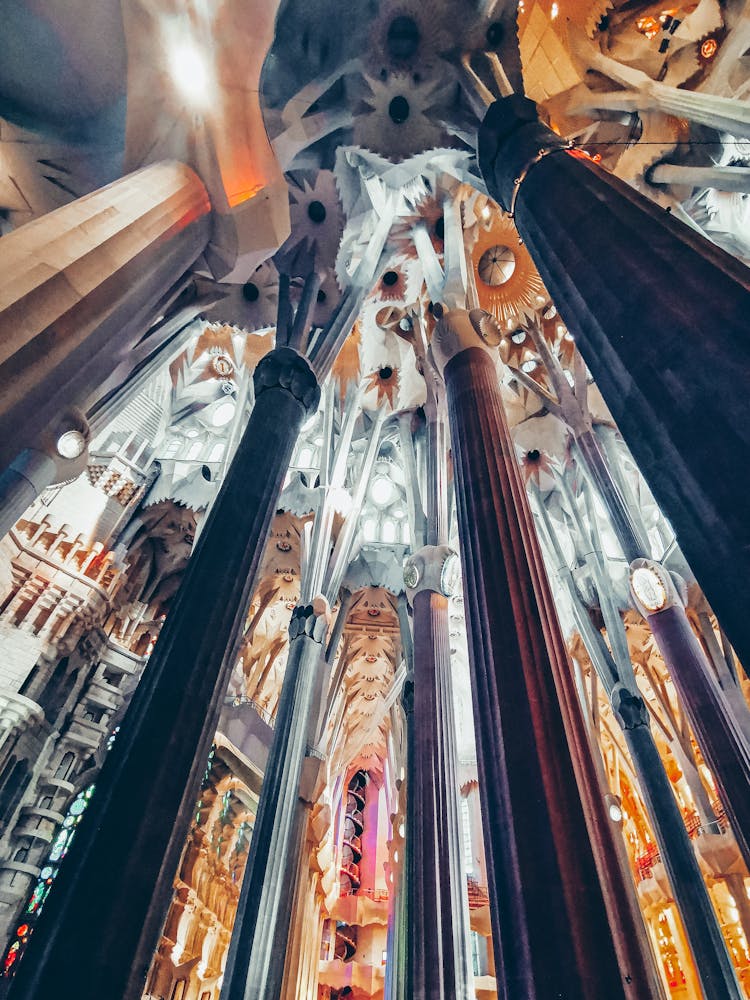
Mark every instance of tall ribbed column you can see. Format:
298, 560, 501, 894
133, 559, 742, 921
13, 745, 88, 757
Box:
478, 95, 750, 673
612, 685, 744, 998
404, 565, 471, 999
0, 161, 211, 473
630, 561, 750, 869
522, 506, 662, 995
434, 309, 628, 999
9, 348, 320, 1000
222, 601, 329, 1000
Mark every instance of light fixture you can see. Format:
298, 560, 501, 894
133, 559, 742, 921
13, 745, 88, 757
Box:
605, 793, 623, 824
403, 561, 420, 590
328, 487, 353, 517
211, 400, 236, 428
370, 475, 397, 507
169, 40, 209, 105
56, 430, 86, 460
630, 566, 668, 612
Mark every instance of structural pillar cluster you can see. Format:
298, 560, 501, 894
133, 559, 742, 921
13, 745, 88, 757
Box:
478, 94, 750, 673
8, 347, 320, 1000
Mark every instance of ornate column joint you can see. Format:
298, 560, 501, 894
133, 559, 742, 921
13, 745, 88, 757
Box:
403, 545, 459, 599
253, 348, 320, 416
612, 684, 650, 731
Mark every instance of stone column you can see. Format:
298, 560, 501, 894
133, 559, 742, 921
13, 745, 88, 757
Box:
0, 162, 211, 474
8, 348, 320, 1000
648, 162, 750, 194
612, 685, 743, 998
432, 307, 629, 1000
404, 546, 472, 999
478, 94, 750, 675
222, 600, 329, 1000
630, 560, 750, 869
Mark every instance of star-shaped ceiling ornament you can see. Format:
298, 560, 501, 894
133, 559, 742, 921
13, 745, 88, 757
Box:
363, 365, 400, 409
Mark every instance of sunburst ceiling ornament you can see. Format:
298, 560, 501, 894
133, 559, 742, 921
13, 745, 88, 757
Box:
471, 213, 547, 328
374, 267, 409, 303
364, 366, 400, 409
275, 171, 344, 276
367, 0, 453, 75
354, 74, 455, 162
390, 196, 445, 260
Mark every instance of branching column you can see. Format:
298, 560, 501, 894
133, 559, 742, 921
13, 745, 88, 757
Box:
223, 601, 329, 1000
478, 94, 750, 672
611, 684, 744, 998
432, 307, 628, 1000
9, 348, 320, 1000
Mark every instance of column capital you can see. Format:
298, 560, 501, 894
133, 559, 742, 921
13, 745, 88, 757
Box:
403, 544, 459, 600
611, 683, 650, 731
253, 348, 320, 417
628, 558, 687, 616
429, 306, 502, 376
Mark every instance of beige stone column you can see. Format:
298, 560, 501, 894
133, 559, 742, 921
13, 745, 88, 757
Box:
0, 161, 210, 471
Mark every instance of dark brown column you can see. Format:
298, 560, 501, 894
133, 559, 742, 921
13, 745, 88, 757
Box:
8, 348, 319, 1000
441, 332, 628, 999
478, 95, 750, 673
406, 579, 471, 999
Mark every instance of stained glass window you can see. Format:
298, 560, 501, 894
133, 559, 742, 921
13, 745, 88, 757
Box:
1, 783, 95, 979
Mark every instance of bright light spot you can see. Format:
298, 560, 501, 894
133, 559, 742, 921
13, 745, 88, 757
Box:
185, 428, 199, 439
381, 520, 397, 544
370, 475, 397, 507
550, 1, 559, 18
392, 508, 406, 520
211, 400, 236, 427
328, 487, 353, 516
56, 430, 86, 460
521, 359, 538, 374
169, 41, 209, 104
399, 823, 405, 838
609, 802, 623, 823
363, 518, 378, 542
393, 850, 399, 863
481, 205, 491, 220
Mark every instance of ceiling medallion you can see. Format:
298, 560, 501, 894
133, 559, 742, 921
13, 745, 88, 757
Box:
211, 354, 234, 378
478, 245, 517, 286
472, 214, 546, 326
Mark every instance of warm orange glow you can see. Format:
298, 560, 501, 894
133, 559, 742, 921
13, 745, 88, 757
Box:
636, 16, 661, 38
